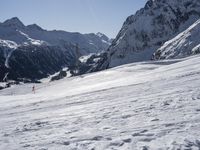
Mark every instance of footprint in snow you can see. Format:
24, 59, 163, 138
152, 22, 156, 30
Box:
15, 121, 49, 133
122, 138, 132, 143
121, 114, 132, 119
62, 141, 70, 145
132, 129, 155, 137
151, 118, 159, 122
91, 136, 104, 141
109, 141, 124, 147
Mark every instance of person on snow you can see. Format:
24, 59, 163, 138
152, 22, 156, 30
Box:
32, 85, 35, 94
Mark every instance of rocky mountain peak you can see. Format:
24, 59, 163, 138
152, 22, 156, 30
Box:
2, 17, 25, 28
96, 32, 105, 38
27, 24, 44, 31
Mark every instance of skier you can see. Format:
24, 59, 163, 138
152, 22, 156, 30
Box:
32, 85, 35, 94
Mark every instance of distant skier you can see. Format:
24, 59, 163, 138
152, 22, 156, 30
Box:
32, 85, 35, 94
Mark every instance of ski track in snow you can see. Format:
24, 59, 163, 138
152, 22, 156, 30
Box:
0, 55, 200, 149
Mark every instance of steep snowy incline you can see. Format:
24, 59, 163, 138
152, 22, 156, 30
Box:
0, 55, 200, 149
153, 19, 200, 60
108, 0, 200, 67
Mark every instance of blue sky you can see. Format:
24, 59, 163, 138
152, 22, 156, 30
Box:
0, 0, 147, 38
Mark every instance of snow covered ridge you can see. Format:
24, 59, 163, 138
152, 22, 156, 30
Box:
0, 39, 18, 49
17, 30, 46, 46
153, 19, 200, 59
0, 54, 200, 149
0, 17, 111, 55
108, 0, 200, 67
0, 37, 45, 71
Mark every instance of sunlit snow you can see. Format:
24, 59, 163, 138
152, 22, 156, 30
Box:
0, 55, 200, 149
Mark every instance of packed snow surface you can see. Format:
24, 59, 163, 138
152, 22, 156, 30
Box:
0, 55, 200, 149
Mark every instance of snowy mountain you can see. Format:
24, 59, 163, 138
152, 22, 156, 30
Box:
0, 43, 76, 81
2, 17, 25, 29
96, 32, 113, 45
0, 17, 111, 54
1, 54, 200, 149
153, 19, 200, 60
108, 0, 200, 67
0, 38, 74, 81
0, 17, 111, 81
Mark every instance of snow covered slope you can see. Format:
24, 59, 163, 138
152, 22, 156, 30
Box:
108, 0, 200, 67
0, 54, 200, 149
153, 19, 200, 60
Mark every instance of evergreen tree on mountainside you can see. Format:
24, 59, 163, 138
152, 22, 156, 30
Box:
68, 43, 82, 76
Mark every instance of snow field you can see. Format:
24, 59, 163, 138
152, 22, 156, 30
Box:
0, 55, 200, 149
